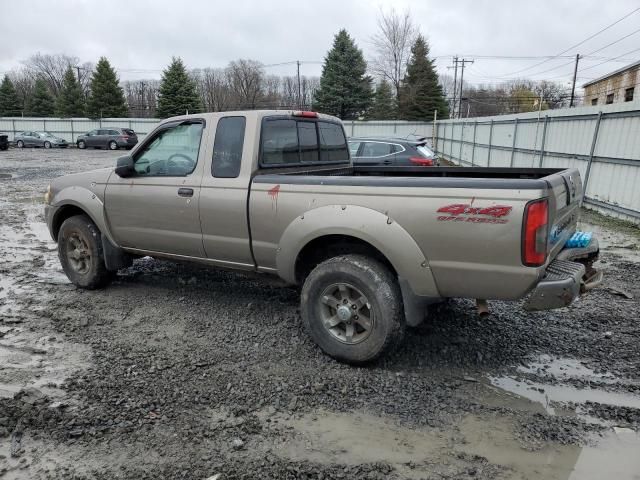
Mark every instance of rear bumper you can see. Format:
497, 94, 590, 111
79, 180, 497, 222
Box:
524, 238, 602, 311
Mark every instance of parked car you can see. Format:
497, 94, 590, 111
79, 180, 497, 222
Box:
44, 110, 601, 364
348, 136, 438, 166
15, 131, 68, 148
0, 133, 8, 151
76, 128, 138, 150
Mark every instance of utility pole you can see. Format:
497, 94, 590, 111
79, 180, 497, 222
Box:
570, 54, 580, 107
457, 59, 474, 119
296, 60, 302, 109
140, 81, 146, 116
447, 56, 459, 119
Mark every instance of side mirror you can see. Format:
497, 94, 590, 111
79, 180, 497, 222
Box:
115, 155, 135, 178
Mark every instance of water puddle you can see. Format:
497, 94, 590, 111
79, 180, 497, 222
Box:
489, 356, 640, 417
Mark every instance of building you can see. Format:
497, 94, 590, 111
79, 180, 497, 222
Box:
582, 60, 638, 106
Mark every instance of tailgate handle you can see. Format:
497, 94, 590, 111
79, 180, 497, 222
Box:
178, 188, 194, 197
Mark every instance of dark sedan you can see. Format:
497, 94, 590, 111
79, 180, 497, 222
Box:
76, 128, 138, 150
348, 136, 438, 166
15, 131, 68, 148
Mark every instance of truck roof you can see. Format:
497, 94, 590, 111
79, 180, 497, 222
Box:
161, 110, 342, 124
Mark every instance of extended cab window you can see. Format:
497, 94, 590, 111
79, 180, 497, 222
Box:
133, 122, 203, 176
212, 116, 246, 178
261, 118, 347, 165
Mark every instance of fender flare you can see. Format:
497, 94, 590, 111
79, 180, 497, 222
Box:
276, 204, 440, 297
51, 186, 118, 246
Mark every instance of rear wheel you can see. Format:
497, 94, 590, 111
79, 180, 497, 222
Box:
108, 140, 118, 150
16, 140, 24, 148
301, 254, 405, 364
44, 141, 51, 149
58, 215, 113, 289
77, 140, 86, 149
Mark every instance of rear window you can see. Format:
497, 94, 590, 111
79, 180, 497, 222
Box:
261, 117, 347, 166
212, 116, 246, 178
318, 122, 348, 162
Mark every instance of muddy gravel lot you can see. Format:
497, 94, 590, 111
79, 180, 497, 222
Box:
1, 148, 640, 480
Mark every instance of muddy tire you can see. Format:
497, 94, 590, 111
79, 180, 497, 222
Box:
301, 254, 404, 365
58, 215, 113, 289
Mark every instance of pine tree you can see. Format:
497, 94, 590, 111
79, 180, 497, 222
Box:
312, 29, 373, 119
86, 57, 128, 118
156, 57, 202, 118
0, 75, 21, 116
398, 35, 448, 120
26, 78, 55, 117
55, 67, 85, 117
368, 80, 397, 120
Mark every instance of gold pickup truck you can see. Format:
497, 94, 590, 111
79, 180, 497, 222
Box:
44, 111, 601, 364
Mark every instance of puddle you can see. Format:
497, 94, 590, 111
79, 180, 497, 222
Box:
490, 376, 640, 416
264, 408, 640, 480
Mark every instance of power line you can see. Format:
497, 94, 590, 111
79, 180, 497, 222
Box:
494, 6, 640, 77
579, 47, 640, 73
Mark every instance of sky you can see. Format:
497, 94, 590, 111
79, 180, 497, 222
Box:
0, 0, 639, 90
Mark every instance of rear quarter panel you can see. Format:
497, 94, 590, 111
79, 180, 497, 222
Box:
250, 178, 548, 300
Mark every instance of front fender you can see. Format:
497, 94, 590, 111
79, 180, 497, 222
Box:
50, 186, 117, 246
276, 204, 440, 297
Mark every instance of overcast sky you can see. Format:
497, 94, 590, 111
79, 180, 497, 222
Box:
1, 0, 639, 89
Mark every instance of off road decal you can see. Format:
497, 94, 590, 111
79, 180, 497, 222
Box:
436, 203, 512, 224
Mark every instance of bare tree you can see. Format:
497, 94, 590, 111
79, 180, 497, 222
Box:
370, 8, 417, 100
7, 69, 35, 114
226, 59, 264, 109
122, 79, 159, 117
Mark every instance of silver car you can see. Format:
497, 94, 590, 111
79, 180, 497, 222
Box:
15, 131, 68, 149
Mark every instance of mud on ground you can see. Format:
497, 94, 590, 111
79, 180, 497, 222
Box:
1, 148, 639, 480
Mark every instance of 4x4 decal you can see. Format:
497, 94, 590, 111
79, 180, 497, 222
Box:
436, 203, 512, 224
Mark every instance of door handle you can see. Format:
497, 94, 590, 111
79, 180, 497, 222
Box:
178, 188, 194, 197
383, 159, 393, 165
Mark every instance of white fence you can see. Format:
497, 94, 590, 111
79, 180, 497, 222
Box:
434, 102, 640, 224
0, 117, 433, 143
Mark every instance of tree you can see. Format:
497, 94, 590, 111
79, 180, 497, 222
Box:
225, 59, 264, 109
312, 29, 373, 119
23, 53, 92, 97
55, 67, 85, 117
86, 57, 128, 118
26, 78, 55, 116
370, 8, 416, 101
368, 80, 397, 119
156, 57, 202, 118
0, 75, 21, 116
398, 35, 448, 120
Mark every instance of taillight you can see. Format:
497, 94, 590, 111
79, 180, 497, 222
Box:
292, 111, 319, 118
522, 199, 549, 266
410, 156, 434, 166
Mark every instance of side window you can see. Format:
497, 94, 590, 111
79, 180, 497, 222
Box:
109, 130, 120, 136
133, 122, 203, 176
212, 116, 246, 178
318, 122, 348, 162
348, 141, 361, 156
361, 142, 392, 157
298, 121, 319, 162
262, 119, 299, 165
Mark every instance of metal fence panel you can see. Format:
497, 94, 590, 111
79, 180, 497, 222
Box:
434, 101, 640, 224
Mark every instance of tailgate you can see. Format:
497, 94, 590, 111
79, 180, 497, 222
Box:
545, 168, 582, 262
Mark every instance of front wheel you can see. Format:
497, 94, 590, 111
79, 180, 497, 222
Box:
77, 140, 86, 149
58, 215, 113, 289
44, 141, 51, 149
108, 140, 118, 150
16, 140, 24, 148
301, 254, 405, 364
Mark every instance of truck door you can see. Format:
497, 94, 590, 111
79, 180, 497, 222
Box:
104, 120, 206, 257
199, 115, 254, 269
